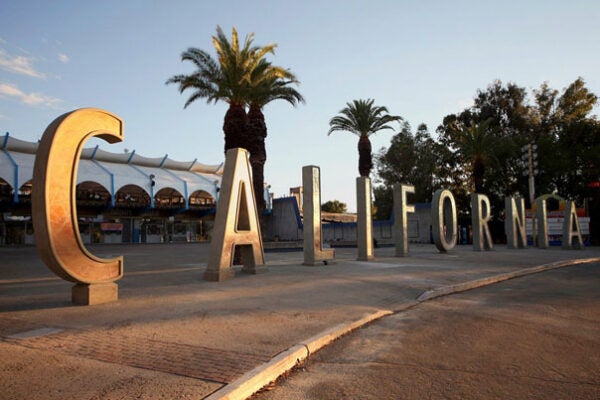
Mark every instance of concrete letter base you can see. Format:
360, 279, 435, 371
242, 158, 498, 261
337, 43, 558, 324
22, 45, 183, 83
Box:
242, 265, 269, 274
240, 246, 269, 274
203, 268, 236, 282
303, 252, 336, 266
72, 283, 118, 305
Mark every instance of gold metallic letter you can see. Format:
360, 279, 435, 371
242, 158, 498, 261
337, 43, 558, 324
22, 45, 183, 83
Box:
302, 165, 335, 265
32, 108, 124, 286
505, 196, 527, 249
356, 176, 374, 261
536, 199, 549, 249
471, 193, 493, 251
562, 201, 584, 249
204, 148, 267, 281
432, 189, 457, 252
394, 183, 415, 257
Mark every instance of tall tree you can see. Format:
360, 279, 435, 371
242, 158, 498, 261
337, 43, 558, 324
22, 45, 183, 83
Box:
328, 99, 402, 177
437, 80, 530, 211
321, 200, 347, 213
437, 77, 598, 215
167, 26, 302, 219
556, 77, 598, 124
245, 59, 304, 216
528, 78, 599, 201
166, 26, 276, 153
375, 122, 440, 202
453, 119, 499, 193
550, 78, 599, 202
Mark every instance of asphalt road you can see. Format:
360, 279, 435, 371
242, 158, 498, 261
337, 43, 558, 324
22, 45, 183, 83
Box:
253, 262, 600, 400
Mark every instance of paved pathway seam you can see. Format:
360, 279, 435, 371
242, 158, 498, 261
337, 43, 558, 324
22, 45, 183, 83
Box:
205, 256, 600, 400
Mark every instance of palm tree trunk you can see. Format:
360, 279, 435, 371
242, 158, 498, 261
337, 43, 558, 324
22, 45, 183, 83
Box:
247, 104, 267, 223
358, 135, 373, 177
223, 103, 247, 152
473, 158, 485, 193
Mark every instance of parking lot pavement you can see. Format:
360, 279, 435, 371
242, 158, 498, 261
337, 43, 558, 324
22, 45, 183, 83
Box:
1, 243, 599, 399
253, 262, 600, 400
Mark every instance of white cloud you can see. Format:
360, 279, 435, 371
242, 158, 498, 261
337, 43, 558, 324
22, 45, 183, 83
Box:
58, 53, 69, 63
0, 82, 62, 108
0, 49, 46, 78
0, 113, 6, 120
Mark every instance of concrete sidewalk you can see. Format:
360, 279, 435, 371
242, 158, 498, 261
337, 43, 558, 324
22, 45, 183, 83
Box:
1, 243, 599, 400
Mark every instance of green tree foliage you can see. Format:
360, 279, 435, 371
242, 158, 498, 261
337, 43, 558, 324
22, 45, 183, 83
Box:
373, 119, 449, 219
167, 26, 274, 151
328, 99, 402, 177
377, 78, 597, 223
321, 200, 348, 213
372, 186, 393, 221
452, 119, 499, 194
537, 78, 599, 203
373, 123, 443, 219
556, 77, 598, 124
245, 59, 304, 215
167, 26, 303, 217
437, 80, 529, 212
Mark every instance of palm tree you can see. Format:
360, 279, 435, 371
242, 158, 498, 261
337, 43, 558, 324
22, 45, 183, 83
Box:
328, 99, 402, 177
454, 119, 497, 193
166, 26, 276, 153
245, 59, 304, 215
167, 27, 303, 218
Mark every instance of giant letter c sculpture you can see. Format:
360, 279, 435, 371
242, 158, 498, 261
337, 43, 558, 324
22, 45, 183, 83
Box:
32, 108, 124, 305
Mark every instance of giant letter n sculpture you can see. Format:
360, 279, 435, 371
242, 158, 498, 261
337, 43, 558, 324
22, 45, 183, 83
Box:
204, 148, 267, 281
505, 196, 527, 249
32, 108, 124, 305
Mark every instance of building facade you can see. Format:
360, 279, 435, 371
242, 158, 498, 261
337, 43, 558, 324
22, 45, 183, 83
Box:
0, 133, 223, 245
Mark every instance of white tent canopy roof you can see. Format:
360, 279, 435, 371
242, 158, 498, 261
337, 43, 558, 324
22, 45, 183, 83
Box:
0, 133, 222, 205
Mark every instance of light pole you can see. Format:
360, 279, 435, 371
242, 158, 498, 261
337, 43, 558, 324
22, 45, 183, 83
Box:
521, 141, 538, 243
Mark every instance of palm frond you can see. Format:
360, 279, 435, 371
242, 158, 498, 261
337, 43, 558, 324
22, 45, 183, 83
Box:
328, 98, 402, 137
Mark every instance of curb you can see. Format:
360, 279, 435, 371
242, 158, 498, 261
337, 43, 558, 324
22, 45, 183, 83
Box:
204, 257, 600, 400
204, 310, 393, 400
416, 257, 600, 302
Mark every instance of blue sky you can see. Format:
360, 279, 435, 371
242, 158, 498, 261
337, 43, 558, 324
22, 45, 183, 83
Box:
1, 0, 599, 211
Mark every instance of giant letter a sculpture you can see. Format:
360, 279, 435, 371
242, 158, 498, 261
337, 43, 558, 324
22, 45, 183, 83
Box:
204, 148, 267, 281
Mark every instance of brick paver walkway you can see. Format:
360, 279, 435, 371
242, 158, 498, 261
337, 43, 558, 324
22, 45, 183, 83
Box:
2, 319, 270, 383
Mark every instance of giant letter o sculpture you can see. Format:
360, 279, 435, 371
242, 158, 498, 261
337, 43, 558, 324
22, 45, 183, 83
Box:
32, 108, 124, 305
